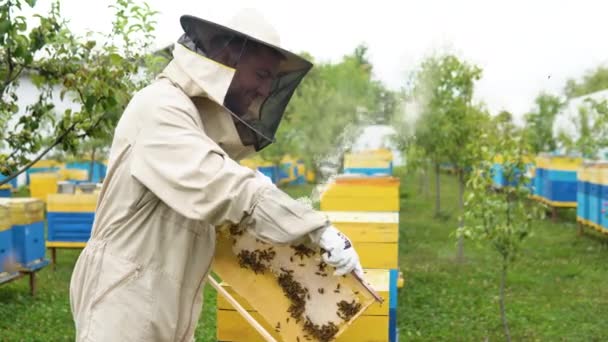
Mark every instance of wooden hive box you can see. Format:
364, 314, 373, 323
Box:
212, 227, 383, 342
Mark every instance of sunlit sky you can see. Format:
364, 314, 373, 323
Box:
30, 0, 608, 123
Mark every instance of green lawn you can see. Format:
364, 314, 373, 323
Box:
399, 172, 608, 341
1, 175, 607, 341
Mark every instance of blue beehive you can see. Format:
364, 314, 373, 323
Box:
0, 198, 46, 268
577, 164, 591, 224
47, 193, 98, 243
256, 165, 279, 184
601, 184, 608, 230
389, 269, 399, 342
543, 169, 579, 203
0, 185, 11, 198
47, 212, 95, 242
0, 204, 13, 273
491, 163, 505, 188
66, 161, 107, 183
12, 221, 45, 266
588, 168, 601, 227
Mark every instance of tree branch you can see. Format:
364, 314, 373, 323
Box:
0, 122, 77, 187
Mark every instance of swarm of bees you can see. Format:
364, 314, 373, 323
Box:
277, 270, 308, 320
228, 229, 365, 342
236, 247, 276, 274
303, 318, 339, 342
291, 244, 316, 259
336, 300, 361, 321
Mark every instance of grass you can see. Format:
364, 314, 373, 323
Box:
399, 172, 608, 341
1, 176, 608, 341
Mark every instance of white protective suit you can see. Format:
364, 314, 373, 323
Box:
69, 10, 360, 342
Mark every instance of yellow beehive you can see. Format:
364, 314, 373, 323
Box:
0, 198, 45, 225
32, 160, 63, 168
0, 204, 10, 231
58, 168, 89, 181
30, 172, 59, 202
47, 193, 98, 212
212, 228, 378, 342
320, 177, 400, 212
548, 155, 583, 171
324, 211, 399, 269
216, 269, 391, 342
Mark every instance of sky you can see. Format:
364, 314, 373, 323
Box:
29, 0, 608, 124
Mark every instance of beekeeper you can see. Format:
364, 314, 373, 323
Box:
69, 9, 363, 342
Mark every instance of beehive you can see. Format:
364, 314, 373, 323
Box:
598, 164, 608, 230
577, 163, 592, 226
320, 176, 400, 212
541, 155, 582, 207
30, 172, 59, 202
323, 211, 398, 269
0, 198, 45, 267
0, 204, 13, 273
212, 228, 379, 342
0, 198, 45, 225
343, 149, 393, 176
47, 193, 98, 243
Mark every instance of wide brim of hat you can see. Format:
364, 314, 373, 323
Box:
180, 14, 312, 74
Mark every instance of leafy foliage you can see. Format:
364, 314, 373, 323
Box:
523, 93, 563, 155
258, 45, 393, 177
0, 0, 161, 184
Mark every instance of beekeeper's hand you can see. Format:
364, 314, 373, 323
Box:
318, 225, 363, 277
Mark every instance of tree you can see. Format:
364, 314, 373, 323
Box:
565, 65, 608, 99
523, 93, 563, 154
461, 131, 544, 342
0, 0, 159, 185
399, 54, 486, 233
259, 45, 382, 180
400, 55, 447, 217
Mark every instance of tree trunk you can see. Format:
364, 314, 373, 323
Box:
424, 163, 430, 198
435, 162, 441, 217
457, 171, 465, 262
89, 147, 96, 182
499, 256, 512, 342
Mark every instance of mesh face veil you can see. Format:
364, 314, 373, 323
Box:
179, 14, 312, 151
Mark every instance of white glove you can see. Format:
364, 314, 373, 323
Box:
318, 225, 363, 277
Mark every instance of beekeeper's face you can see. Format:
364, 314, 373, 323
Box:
223, 42, 282, 118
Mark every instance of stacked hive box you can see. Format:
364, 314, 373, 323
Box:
343, 149, 393, 176
0, 172, 16, 197
278, 156, 307, 186
26, 160, 63, 185
532, 154, 582, 207
30, 173, 60, 203
66, 161, 107, 183
577, 163, 592, 227
491, 155, 535, 189
0, 198, 46, 270
601, 165, 608, 230
0, 184, 11, 198
0, 204, 12, 274
47, 193, 98, 243
319, 175, 400, 342
576, 162, 608, 234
